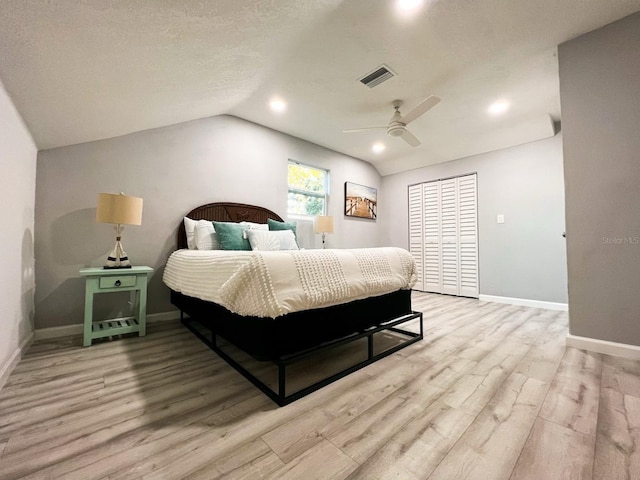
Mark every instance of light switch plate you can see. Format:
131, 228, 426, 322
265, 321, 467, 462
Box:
497, 214, 505, 224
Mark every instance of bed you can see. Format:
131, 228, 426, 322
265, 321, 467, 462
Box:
164, 202, 423, 406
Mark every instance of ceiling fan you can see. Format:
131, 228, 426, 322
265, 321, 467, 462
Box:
343, 95, 441, 147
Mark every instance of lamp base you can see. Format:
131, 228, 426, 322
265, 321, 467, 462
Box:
103, 265, 133, 269
104, 236, 133, 269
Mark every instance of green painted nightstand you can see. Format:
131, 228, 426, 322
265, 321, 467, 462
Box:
80, 266, 154, 346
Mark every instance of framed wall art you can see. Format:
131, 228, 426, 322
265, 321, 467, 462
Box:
344, 181, 377, 220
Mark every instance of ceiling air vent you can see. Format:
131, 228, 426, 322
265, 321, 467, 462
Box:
358, 64, 396, 88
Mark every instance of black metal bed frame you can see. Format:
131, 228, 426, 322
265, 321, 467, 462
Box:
181, 310, 423, 407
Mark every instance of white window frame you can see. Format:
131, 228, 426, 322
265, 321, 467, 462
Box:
287, 160, 329, 218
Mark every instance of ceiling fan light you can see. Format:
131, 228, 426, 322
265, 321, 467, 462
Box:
388, 126, 405, 137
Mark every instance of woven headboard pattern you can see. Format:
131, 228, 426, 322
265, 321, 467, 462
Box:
177, 202, 284, 249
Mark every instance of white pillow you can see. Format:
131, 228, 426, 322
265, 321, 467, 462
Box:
239, 221, 269, 231
245, 229, 299, 251
195, 220, 221, 250
183, 217, 198, 249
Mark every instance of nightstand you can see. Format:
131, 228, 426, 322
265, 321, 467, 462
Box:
80, 266, 154, 346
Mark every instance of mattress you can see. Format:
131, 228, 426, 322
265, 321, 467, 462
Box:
163, 247, 417, 318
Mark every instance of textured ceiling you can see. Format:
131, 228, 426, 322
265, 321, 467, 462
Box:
2, 0, 640, 175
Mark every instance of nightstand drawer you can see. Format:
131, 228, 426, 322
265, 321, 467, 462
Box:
99, 276, 137, 289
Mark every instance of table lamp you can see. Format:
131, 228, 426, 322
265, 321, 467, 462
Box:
96, 192, 143, 268
314, 215, 334, 249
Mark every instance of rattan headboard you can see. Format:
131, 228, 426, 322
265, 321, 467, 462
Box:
177, 202, 284, 249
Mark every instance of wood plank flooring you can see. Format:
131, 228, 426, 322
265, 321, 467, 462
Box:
0, 291, 638, 479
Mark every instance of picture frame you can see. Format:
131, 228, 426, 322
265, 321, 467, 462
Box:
344, 181, 377, 220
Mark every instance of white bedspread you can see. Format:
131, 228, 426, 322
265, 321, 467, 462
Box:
163, 247, 417, 318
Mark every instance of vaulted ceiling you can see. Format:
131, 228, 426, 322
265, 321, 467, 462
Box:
2, 0, 640, 175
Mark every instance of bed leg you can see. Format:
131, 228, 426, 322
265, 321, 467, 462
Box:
367, 334, 374, 360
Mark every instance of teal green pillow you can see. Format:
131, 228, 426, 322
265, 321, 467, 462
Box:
212, 221, 250, 250
268, 218, 297, 238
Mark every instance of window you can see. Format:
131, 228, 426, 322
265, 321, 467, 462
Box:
287, 161, 328, 217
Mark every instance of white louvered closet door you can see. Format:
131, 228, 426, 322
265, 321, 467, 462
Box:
408, 184, 424, 291
458, 174, 478, 297
408, 173, 478, 298
439, 178, 459, 295
422, 181, 442, 293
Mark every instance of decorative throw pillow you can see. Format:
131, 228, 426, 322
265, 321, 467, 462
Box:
239, 221, 269, 231
183, 217, 198, 249
245, 229, 299, 251
267, 218, 297, 238
212, 221, 251, 250
194, 220, 221, 250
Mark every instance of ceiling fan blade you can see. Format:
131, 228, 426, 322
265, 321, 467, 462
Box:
400, 129, 421, 147
400, 95, 441, 125
342, 126, 387, 133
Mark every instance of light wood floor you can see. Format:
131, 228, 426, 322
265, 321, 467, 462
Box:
1, 291, 638, 479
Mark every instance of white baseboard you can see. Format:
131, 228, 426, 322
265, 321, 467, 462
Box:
34, 311, 181, 341
479, 294, 568, 311
0, 332, 34, 391
566, 334, 640, 360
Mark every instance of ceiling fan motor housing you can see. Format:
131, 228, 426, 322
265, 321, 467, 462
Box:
387, 123, 406, 137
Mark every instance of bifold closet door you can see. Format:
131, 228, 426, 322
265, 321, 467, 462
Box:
457, 174, 478, 297
408, 184, 424, 291
408, 173, 478, 298
439, 178, 459, 295
423, 181, 442, 293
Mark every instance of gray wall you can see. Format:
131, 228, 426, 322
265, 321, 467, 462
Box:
380, 134, 567, 304
0, 79, 37, 380
35, 115, 382, 329
559, 12, 640, 344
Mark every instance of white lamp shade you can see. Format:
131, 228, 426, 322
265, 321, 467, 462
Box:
314, 215, 334, 234
96, 193, 143, 225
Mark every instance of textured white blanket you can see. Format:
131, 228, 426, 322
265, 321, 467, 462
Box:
163, 247, 417, 318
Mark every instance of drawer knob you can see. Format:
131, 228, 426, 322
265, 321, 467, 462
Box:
115, 280, 121, 287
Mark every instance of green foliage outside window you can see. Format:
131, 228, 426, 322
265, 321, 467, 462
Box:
287, 162, 328, 216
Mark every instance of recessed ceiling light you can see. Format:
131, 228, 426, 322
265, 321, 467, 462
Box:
396, 0, 424, 12
488, 100, 510, 116
372, 142, 386, 154
269, 98, 287, 113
